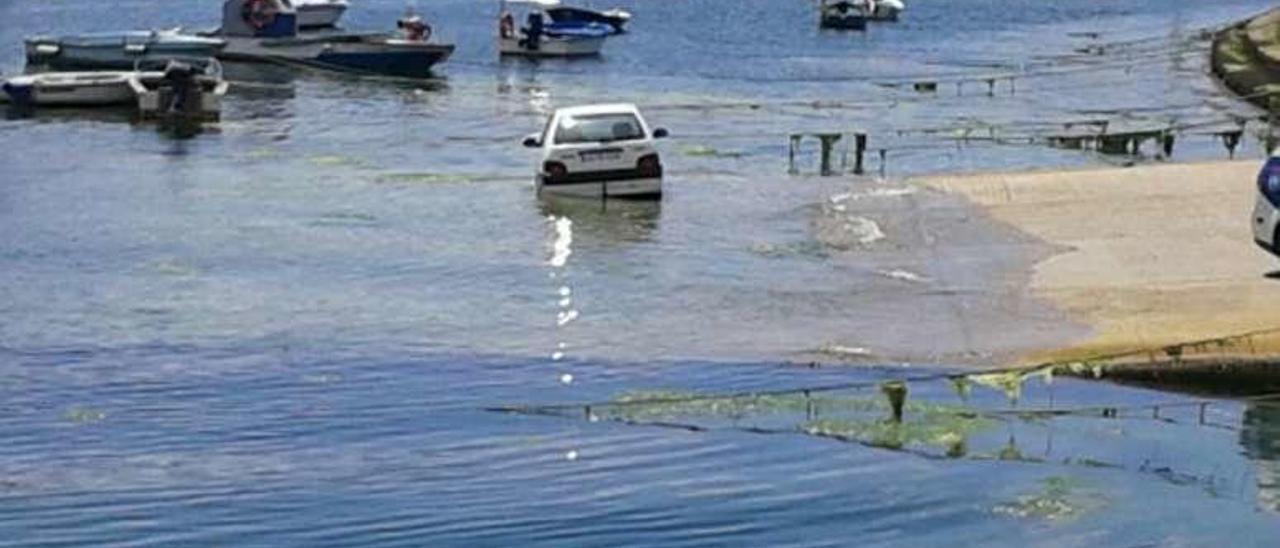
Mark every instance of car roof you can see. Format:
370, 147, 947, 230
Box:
554, 103, 641, 117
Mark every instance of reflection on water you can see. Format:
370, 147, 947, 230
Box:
3, 105, 214, 140
538, 195, 662, 247
1241, 403, 1280, 511
4, 105, 136, 124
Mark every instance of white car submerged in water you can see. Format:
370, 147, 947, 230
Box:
523, 103, 668, 199
1253, 154, 1280, 256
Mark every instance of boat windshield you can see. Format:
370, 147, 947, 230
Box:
554, 113, 645, 144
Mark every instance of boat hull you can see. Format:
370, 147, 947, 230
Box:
221, 34, 455, 77
130, 76, 229, 121
24, 34, 226, 70
869, 6, 900, 21
1, 72, 159, 106
296, 3, 348, 29
821, 15, 868, 30
498, 35, 605, 57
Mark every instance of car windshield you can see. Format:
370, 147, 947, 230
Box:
553, 113, 645, 144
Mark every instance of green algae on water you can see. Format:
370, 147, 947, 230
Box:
681, 145, 746, 159
375, 172, 488, 185
803, 403, 993, 455
993, 476, 1107, 522
64, 407, 106, 424
309, 154, 366, 168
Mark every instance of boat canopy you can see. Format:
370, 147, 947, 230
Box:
502, 0, 563, 7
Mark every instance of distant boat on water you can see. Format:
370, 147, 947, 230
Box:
545, 3, 632, 34
498, 0, 612, 57
293, 0, 349, 29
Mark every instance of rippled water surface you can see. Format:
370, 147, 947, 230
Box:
3, 0, 1280, 545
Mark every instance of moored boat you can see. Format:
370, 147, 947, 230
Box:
129, 59, 230, 121
2, 70, 162, 106
498, 0, 610, 57
214, 0, 454, 77
545, 3, 632, 34
867, 0, 904, 21
24, 30, 227, 70
819, 0, 868, 30
294, 0, 350, 29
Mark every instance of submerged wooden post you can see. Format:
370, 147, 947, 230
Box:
853, 132, 867, 175
788, 134, 802, 174
817, 133, 842, 176
881, 381, 907, 423
878, 148, 887, 177
1269, 97, 1279, 155
1220, 130, 1243, 159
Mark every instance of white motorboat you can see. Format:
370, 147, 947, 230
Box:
129, 59, 230, 121
867, 0, 904, 21
498, 0, 610, 57
1, 70, 162, 106
294, 0, 350, 29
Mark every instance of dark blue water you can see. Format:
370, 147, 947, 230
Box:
3, 0, 1280, 545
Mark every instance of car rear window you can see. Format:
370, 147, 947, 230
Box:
554, 113, 644, 144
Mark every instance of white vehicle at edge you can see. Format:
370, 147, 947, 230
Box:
1253, 154, 1280, 257
523, 103, 668, 199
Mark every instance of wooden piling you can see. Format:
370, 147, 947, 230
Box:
817, 133, 842, 176
853, 133, 867, 175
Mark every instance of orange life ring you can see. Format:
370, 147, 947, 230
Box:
242, 0, 277, 31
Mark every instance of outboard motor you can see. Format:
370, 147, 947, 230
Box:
521, 12, 543, 50
162, 60, 201, 116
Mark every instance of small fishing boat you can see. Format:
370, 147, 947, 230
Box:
129, 59, 230, 121
867, 0, 904, 21
544, 2, 632, 34
214, 0, 454, 77
820, 0, 868, 30
498, 0, 610, 57
2, 70, 162, 106
294, 0, 350, 28
25, 30, 227, 70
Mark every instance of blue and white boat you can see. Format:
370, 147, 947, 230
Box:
24, 30, 227, 70
545, 2, 632, 34
214, 0, 454, 78
498, 0, 611, 57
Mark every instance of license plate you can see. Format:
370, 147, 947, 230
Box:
580, 149, 621, 163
